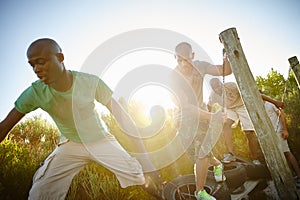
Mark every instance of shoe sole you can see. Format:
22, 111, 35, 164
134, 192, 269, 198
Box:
215, 176, 227, 182
222, 159, 236, 163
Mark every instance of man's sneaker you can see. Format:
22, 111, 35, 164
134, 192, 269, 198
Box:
214, 164, 226, 182
252, 160, 261, 165
222, 153, 236, 163
195, 189, 216, 200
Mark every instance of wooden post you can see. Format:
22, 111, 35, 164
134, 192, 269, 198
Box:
288, 56, 300, 90
219, 27, 300, 200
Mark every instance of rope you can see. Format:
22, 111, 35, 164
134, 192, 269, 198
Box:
222, 48, 226, 114
275, 65, 292, 132
281, 66, 292, 102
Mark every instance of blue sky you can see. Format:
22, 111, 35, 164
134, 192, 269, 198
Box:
0, 0, 299, 121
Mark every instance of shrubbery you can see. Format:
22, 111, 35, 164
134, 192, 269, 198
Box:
0, 140, 36, 199
0, 116, 156, 200
1, 69, 299, 199
0, 114, 251, 200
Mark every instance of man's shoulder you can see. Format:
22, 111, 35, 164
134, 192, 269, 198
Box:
193, 60, 214, 75
170, 67, 182, 79
72, 71, 109, 91
193, 60, 211, 67
264, 101, 279, 113
73, 70, 98, 78
73, 70, 100, 82
224, 82, 238, 90
265, 101, 276, 108
24, 80, 50, 99
31, 79, 47, 89
224, 82, 237, 86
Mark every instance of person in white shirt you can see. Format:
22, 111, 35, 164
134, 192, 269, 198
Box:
263, 100, 300, 187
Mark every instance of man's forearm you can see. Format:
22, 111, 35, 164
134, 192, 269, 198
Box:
0, 127, 9, 143
279, 109, 288, 131
183, 104, 211, 120
0, 108, 25, 143
261, 94, 284, 108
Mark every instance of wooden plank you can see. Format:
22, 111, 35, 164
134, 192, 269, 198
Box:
288, 56, 300, 90
219, 27, 300, 200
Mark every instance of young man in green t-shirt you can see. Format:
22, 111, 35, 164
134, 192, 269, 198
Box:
0, 38, 161, 199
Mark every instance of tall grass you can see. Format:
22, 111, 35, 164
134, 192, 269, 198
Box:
66, 162, 154, 200
1, 113, 258, 199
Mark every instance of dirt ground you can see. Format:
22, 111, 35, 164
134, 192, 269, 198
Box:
261, 180, 300, 200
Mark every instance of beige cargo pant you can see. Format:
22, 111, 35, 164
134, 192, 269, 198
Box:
28, 135, 145, 200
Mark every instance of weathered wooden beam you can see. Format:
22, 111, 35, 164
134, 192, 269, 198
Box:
288, 56, 300, 90
219, 27, 300, 200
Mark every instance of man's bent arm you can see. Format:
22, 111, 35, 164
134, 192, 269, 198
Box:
0, 108, 25, 142
261, 94, 284, 108
106, 98, 162, 182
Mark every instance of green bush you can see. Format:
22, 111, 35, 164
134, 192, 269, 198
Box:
0, 140, 37, 199
0, 116, 58, 200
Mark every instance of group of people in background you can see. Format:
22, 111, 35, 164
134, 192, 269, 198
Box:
207, 76, 300, 190
0, 37, 299, 200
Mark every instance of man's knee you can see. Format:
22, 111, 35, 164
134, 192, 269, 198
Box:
29, 177, 70, 200
29, 182, 68, 200
195, 153, 211, 162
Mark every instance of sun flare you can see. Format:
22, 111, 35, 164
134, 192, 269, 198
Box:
129, 84, 176, 116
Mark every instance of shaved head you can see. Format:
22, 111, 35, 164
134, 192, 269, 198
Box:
210, 78, 221, 86
175, 42, 193, 59
210, 78, 222, 94
27, 38, 62, 58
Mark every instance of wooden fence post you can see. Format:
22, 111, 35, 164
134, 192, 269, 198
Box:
288, 56, 300, 90
219, 27, 300, 199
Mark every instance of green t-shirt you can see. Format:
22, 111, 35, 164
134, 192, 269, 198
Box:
15, 71, 113, 142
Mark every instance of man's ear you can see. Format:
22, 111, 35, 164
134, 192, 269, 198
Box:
191, 52, 195, 59
174, 54, 177, 59
57, 53, 64, 62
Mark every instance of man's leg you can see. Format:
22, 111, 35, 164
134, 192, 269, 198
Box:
194, 155, 221, 200
284, 151, 300, 178
194, 156, 210, 192
210, 156, 222, 166
222, 119, 236, 163
210, 156, 226, 182
284, 151, 300, 187
244, 130, 259, 162
28, 141, 89, 200
88, 135, 145, 188
223, 119, 235, 154
237, 106, 260, 164
87, 135, 165, 198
